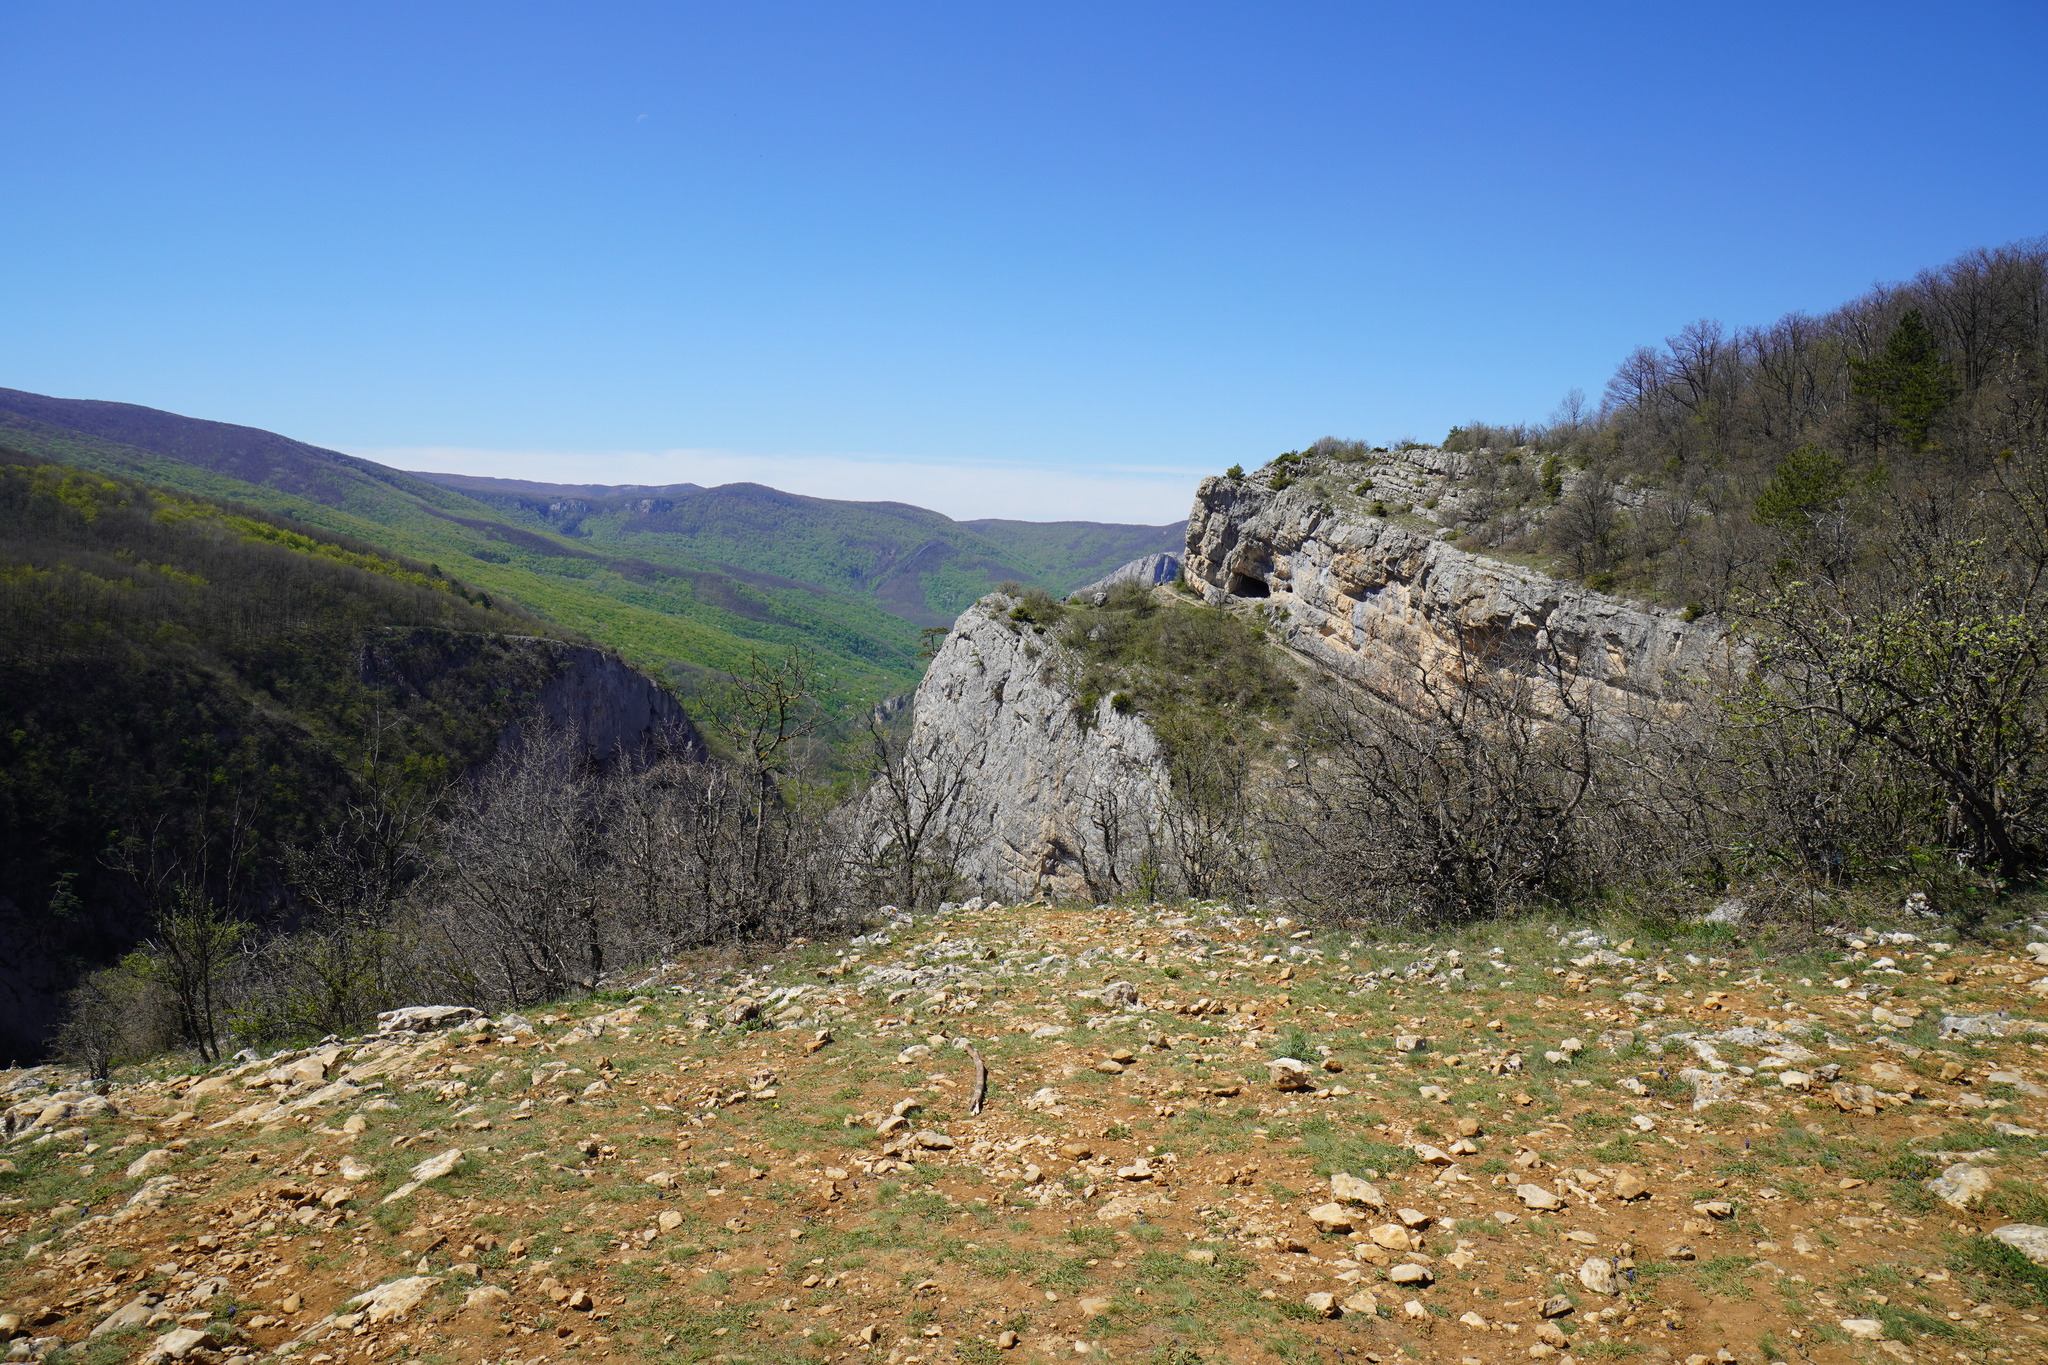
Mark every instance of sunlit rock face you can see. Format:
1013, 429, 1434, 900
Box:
1182, 475, 1729, 710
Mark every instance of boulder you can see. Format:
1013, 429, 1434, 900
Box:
1387, 1263, 1432, 1285
91, 1294, 159, 1336
377, 1006, 484, 1034
143, 1327, 216, 1362
350, 1276, 444, 1325
1329, 1173, 1386, 1207
1516, 1184, 1563, 1211
1266, 1057, 1315, 1091
124, 1148, 173, 1180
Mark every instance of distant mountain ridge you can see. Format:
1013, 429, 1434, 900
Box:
0, 387, 1184, 703
407, 469, 1184, 627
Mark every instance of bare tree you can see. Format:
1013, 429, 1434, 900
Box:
849, 713, 985, 911
1269, 641, 1604, 926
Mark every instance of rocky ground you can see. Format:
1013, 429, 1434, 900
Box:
5, 901, 2048, 1365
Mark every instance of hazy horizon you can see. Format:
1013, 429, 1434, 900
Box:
6, 2, 2046, 520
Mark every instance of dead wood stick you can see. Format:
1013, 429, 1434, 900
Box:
967, 1045, 989, 1115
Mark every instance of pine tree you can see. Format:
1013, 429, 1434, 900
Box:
1753, 443, 1852, 530
1849, 308, 1959, 450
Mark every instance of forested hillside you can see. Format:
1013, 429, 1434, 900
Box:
0, 393, 929, 707
405, 474, 1184, 627
0, 390, 1184, 709
1270, 238, 2048, 617
0, 449, 691, 1059
1190, 239, 2048, 906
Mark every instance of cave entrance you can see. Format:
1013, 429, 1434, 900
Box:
1229, 571, 1271, 598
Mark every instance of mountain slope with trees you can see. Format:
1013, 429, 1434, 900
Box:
0, 447, 692, 1059
0, 393, 928, 707
408, 472, 1185, 627
0, 389, 1184, 708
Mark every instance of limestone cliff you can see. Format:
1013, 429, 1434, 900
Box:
1182, 473, 1730, 707
907, 470, 1731, 901
907, 596, 1172, 900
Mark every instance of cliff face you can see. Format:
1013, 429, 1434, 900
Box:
908, 598, 1172, 900
523, 640, 705, 764
906, 477, 1732, 902
360, 630, 705, 765
1182, 476, 1729, 707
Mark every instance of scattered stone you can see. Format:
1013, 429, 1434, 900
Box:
1578, 1257, 1620, 1294
1517, 1184, 1563, 1211
1839, 1318, 1885, 1341
1307, 1203, 1354, 1233
1990, 1224, 2048, 1266
1928, 1163, 1995, 1209
380, 1147, 464, 1204
1387, 1262, 1433, 1285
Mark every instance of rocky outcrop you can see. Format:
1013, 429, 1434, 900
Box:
521, 639, 705, 764
907, 475, 1732, 900
362, 629, 704, 765
1182, 476, 1729, 708
1073, 553, 1182, 602
908, 597, 1171, 899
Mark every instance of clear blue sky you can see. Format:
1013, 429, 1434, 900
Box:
5, 2, 2045, 521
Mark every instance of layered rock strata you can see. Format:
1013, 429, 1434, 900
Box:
1182, 475, 1729, 708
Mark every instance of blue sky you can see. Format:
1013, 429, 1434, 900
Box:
4, 2, 2045, 521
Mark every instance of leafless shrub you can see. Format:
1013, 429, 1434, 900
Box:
1270, 640, 1624, 926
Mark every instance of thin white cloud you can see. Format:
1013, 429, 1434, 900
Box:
352, 446, 1206, 524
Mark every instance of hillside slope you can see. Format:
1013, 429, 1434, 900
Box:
0, 450, 696, 1058
412, 472, 1185, 627
0, 392, 926, 706
5, 899, 2047, 1365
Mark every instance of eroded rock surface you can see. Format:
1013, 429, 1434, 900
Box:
1183, 474, 1730, 707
